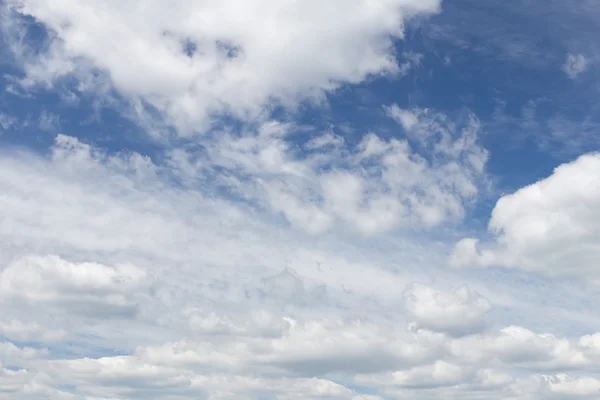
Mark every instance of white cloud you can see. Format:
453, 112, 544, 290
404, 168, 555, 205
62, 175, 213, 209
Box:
0, 255, 150, 317
135, 317, 447, 377
0, 135, 416, 305
42, 355, 374, 400
36, 316, 597, 399
4, 0, 488, 236
0, 341, 47, 367
186, 108, 487, 234
511, 374, 600, 399
0, 364, 83, 400
451, 326, 588, 370
2, 1, 600, 399
356, 360, 471, 389
38, 111, 60, 132
450, 152, 600, 281
0, 113, 17, 132
580, 333, 600, 354
562, 53, 589, 79
386, 105, 420, 131
0, 135, 599, 399
0, 320, 66, 343
402, 283, 490, 336
260, 268, 327, 303
4, 0, 441, 134
548, 374, 600, 397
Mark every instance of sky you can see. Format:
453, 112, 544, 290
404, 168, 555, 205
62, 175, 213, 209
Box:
1, 0, 600, 399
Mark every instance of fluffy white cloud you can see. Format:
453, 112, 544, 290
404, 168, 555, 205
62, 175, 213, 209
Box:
548, 375, 600, 397
181, 107, 487, 234
0, 255, 150, 317
0, 135, 598, 399
402, 283, 490, 336
450, 153, 600, 281
356, 360, 472, 389
42, 355, 375, 400
562, 53, 589, 79
0, 364, 83, 400
451, 326, 588, 370
510, 374, 600, 399
386, 105, 420, 131
1, 1, 599, 399
580, 333, 600, 355
0, 135, 418, 306
4, 0, 441, 134
0, 342, 47, 366
135, 317, 447, 377
47, 312, 594, 399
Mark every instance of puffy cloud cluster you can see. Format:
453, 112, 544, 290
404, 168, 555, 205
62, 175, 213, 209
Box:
0, 136, 597, 399
3, 0, 441, 134
0, 255, 149, 317
4, 309, 600, 399
169, 107, 488, 234
1, 1, 599, 399
402, 283, 490, 336
451, 152, 600, 281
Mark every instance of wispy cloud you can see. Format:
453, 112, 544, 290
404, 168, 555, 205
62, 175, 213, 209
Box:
563, 53, 589, 79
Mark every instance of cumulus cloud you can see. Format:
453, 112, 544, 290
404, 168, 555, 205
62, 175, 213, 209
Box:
3, 0, 486, 237
2, 0, 600, 398
510, 374, 600, 399
0, 135, 598, 399
451, 326, 588, 370
562, 53, 589, 79
43, 355, 374, 400
181, 108, 488, 234
0, 341, 47, 366
0, 135, 414, 305
4, 0, 441, 134
136, 317, 447, 377
0, 364, 82, 400
356, 360, 472, 389
0, 255, 150, 317
402, 283, 490, 336
386, 105, 420, 131
450, 152, 600, 281
17, 313, 598, 399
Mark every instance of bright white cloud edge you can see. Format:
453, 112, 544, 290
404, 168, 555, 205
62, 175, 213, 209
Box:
451, 152, 600, 283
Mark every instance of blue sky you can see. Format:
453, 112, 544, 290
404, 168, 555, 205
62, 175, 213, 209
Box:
1, 1, 600, 399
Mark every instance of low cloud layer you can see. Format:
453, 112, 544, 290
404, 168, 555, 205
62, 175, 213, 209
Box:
0, 138, 599, 399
